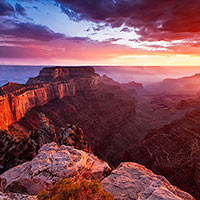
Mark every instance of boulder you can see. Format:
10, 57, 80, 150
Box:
0, 142, 111, 195
102, 162, 195, 200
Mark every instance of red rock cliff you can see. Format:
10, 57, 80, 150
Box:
0, 67, 99, 130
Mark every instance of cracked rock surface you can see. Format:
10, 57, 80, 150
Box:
102, 162, 195, 200
0, 142, 111, 195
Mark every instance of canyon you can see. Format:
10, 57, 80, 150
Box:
1, 67, 140, 165
122, 108, 200, 199
1, 66, 200, 199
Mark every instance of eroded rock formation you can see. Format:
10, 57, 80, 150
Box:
102, 162, 195, 200
0, 67, 99, 130
3, 67, 138, 165
0, 112, 92, 174
0, 142, 111, 195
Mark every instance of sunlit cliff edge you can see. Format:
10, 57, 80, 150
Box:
0, 67, 99, 130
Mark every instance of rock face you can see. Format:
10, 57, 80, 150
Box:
0, 142, 111, 195
0, 67, 99, 130
123, 109, 200, 199
102, 162, 195, 200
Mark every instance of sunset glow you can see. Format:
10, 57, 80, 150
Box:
1, 0, 200, 66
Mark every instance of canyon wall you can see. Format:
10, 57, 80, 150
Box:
122, 109, 200, 199
0, 67, 99, 130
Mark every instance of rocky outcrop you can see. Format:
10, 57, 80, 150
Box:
0, 191, 37, 200
0, 67, 99, 130
1, 66, 139, 173
0, 142, 111, 195
102, 162, 195, 200
37, 113, 57, 148
17, 84, 137, 165
26, 66, 97, 85
0, 115, 92, 174
11, 69, 137, 166
123, 109, 200, 199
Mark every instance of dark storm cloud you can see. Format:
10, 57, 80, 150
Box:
0, 19, 65, 41
15, 3, 27, 16
0, 0, 15, 16
56, 0, 200, 42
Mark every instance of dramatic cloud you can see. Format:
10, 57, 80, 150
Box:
0, 19, 65, 41
57, 0, 200, 42
0, 0, 200, 65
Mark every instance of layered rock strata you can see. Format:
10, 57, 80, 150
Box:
0, 67, 99, 130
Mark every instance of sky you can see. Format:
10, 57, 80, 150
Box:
0, 0, 200, 66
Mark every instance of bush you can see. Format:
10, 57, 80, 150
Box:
37, 179, 113, 200
8, 125, 28, 141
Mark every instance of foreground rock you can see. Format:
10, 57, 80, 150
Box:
1, 142, 111, 195
0, 114, 91, 174
102, 162, 195, 200
0, 191, 37, 200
